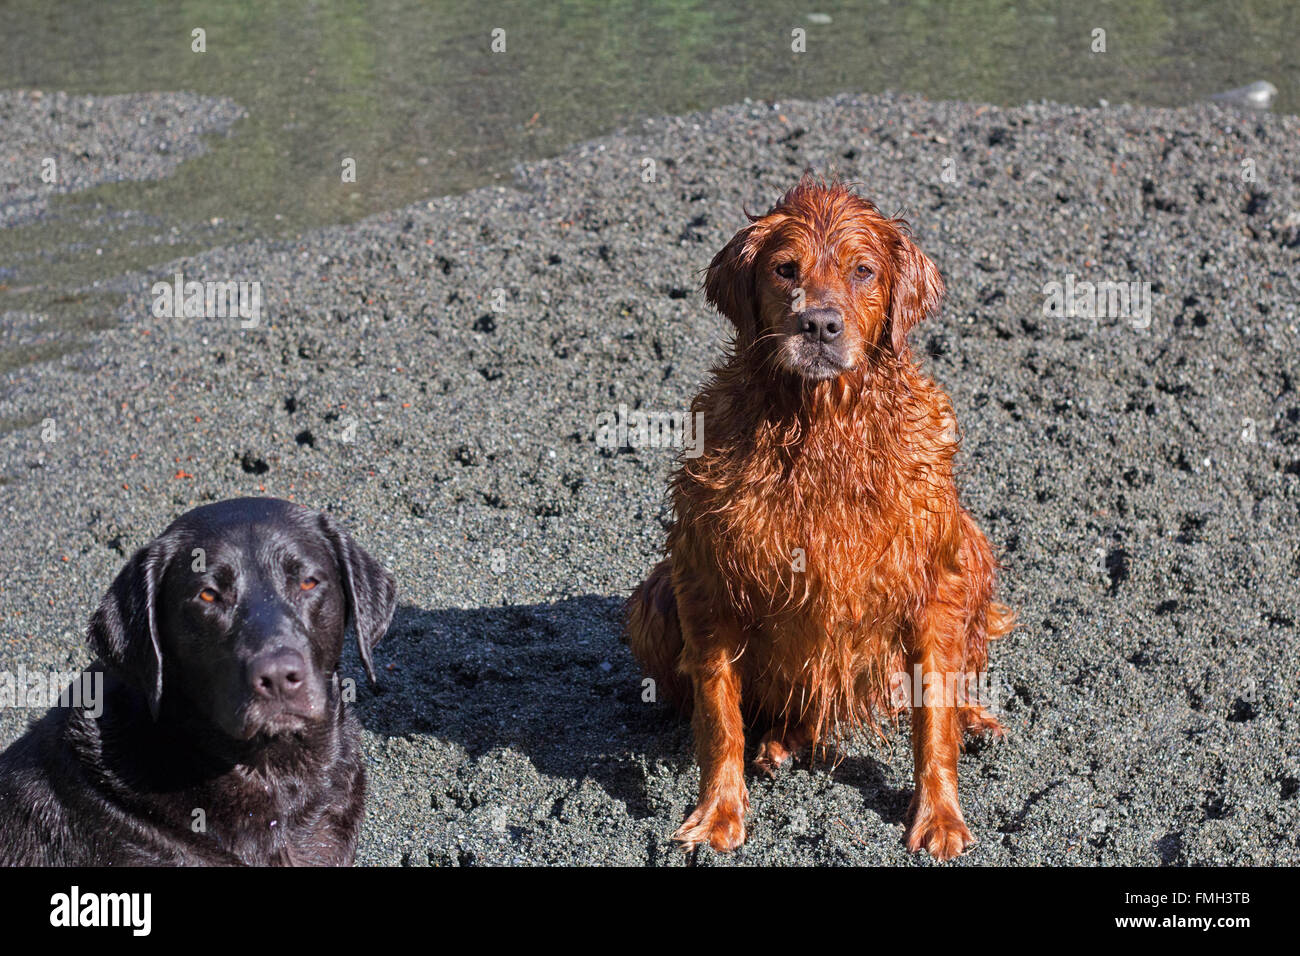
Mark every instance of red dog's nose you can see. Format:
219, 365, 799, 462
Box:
799, 307, 843, 343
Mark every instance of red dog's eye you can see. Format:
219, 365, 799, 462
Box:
199, 588, 218, 603
775, 261, 798, 280
301, 578, 318, 591
855, 264, 874, 280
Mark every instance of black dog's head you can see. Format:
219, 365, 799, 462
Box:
87, 498, 396, 742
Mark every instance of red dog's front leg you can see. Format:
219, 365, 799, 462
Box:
672, 619, 749, 853
904, 591, 975, 860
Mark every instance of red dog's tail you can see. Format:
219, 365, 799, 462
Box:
624, 559, 691, 710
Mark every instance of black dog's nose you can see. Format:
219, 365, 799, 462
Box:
799, 307, 843, 343
249, 649, 307, 701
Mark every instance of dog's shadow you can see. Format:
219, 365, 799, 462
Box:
349, 595, 912, 826
349, 596, 680, 818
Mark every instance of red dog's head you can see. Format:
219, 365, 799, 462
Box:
704, 177, 944, 381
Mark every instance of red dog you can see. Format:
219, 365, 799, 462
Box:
626, 177, 1012, 859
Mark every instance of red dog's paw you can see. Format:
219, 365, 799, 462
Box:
753, 726, 806, 778
905, 806, 975, 861
753, 740, 792, 778
672, 792, 749, 852
960, 705, 1006, 739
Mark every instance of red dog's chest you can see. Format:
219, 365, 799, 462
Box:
681, 423, 951, 630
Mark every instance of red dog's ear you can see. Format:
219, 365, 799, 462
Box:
889, 233, 944, 357
704, 218, 769, 343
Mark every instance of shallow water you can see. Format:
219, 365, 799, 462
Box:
0, 0, 1296, 369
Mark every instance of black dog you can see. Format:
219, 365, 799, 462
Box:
0, 497, 396, 865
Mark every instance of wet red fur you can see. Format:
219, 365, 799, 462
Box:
626, 177, 1013, 860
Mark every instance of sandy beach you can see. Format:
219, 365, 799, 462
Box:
1, 89, 1298, 865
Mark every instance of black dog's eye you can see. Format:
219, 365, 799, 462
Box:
300, 577, 319, 591
198, 588, 218, 604
775, 261, 798, 280
855, 264, 874, 280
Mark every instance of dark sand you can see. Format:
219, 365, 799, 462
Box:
0, 90, 244, 228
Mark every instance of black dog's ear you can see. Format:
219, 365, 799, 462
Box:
87, 539, 172, 720
320, 513, 397, 689
888, 228, 945, 358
